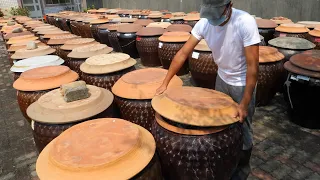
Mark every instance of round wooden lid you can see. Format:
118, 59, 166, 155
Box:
284, 61, 320, 79
165, 24, 192, 32
117, 24, 143, 33
152, 86, 239, 127
136, 27, 165, 36
146, 22, 171, 29
275, 23, 310, 33
297, 21, 320, 29
159, 31, 190, 42
133, 19, 154, 26
259, 46, 285, 63
60, 38, 98, 51
290, 50, 320, 72
68, 44, 113, 59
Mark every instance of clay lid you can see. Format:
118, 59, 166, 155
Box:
24, 20, 42, 25
13, 66, 78, 91
275, 23, 310, 33
27, 85, 113, 123
90, 18, 109, 24
87, 9, 98, 13
166, 24, 192, 32
136, 27, 165, 37
170, 16, 184, 21
290, 50, 320, 72
80, 53, 136, 74
194, 39, 210, 52
27, 23, 50, 29
33, 26, 59, 32
297, 21, 320, 29
172, 12, 186, 16
112, 17, 137, 23
83, 17, 99, 23
96, 8, 109, 13
36, 118, 155, 180
60, 38, 98, 51
269, 37, 316, 50
148, 13, 163, 19
184, 14, 200, 21
147, 22, 172, 29
117, 10, 131, 14
11, 46, 56, 60
152, 86, 239, 127
8, 40, 45, 52
161, 14, 173, 19
68, 44, 113, 59
117, 24, 143, 33
106, 14, 120, 19
1, 25, 24, 33
11, 55, 64, 72
159, 31, 190, 42
4, 31, 32, 40
38, 30, 69, 36
133, 19, 154, 26
271, 17, 293, 25
42, 32, 71, 39
112, 68, 183, 99
98, 23, 128, 30
284, 61, 320, 79
259, 46, 284, 63
47, 35, 79, 45
7, 35, 38, 45
256, 19, 277, 29
309, 26, 320, 37
107, 9, 118, 14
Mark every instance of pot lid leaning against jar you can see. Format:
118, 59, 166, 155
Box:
112, 68, 183, 100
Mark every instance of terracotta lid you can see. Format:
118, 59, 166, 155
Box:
271, 17, 293, 25
90, 18, 109, 24
172, 12, 186, 16
159, 31, 190, 42
284, 61, 320, 79
33, 26, 59, 32
117, 24, 143, 33
27, 23, 50, 29
24, 20, 42, 25
148, 13, 163, 19
68, 44, 113, 59
11, 55, 64, 73
290, 50, 320, 72
106, 14, 120, 19
4, 31, 32, 40
166, 24, 192, 32
83, 17, 99, 23
27, 85, 113, 123
112, 68, 183, 99
8, 40, 45, 52
60, 38, 98, 51
42, 32, 71, 39
259, 46, 284, 63
80, 53, 136, 74
98, 23, 128, 30
152, 86, 239, 127
275, 23, 310, 33
256, 19, 277, 29
161, 14, 173, 19
36, 118, 155, 180
47, 35, 79, 45
184, 15, 200, 21
297, 21, 320, 29
194, 39, 210, 52
146, 22, 171, 29
170, 16, 184, 21
7, 35, 38, 45
134, 19, 154, 26
13, 66, 78, 91
117, 10, 131, 14
136, 27, 165, 36
38, 30, 69, 36
269, 37, 316, 50
87, 9, 98, 13
96, 8, 109, 13
309, 26, 320, 37
11, 46, 56, 60
111, 17, 137, 23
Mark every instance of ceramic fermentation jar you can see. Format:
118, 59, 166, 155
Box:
274, 23, 310, 40
117, 24, 143, 58
308, 27, 320, 50
256, 19, 278, 45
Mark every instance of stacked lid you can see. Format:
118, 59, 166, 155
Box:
159, 31, 190, 42
80, 53, 137, 74
194, 39, 211, 52
165, 24, 192, 32
285, 50, 320, 79
152, 86, 239, 128
117, 24, 143, 33
136, 27, 165, 37
8, 40, 45, 53
259, 46, 285, 63
13, 65, 78, 91
256, 19, 278, 29
60, 38, 98, 51
11, 45, 56, 60
297, 21, 320, 29
36, 118, 156, 180
271, 17, 293, 25
146, 22, 171, 29
68, 43, 113, 59
269, 37, 315, 50
112, 68, 183, 99
11, 55, 64, 73
47, 34, 79, 45
309, 26, 320, 37
275, 24, 310, 33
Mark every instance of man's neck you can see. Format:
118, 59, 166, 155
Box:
219, 8, 233, 27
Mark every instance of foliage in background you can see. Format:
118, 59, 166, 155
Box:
10, 7, 30, 16
83, 4, 95, 12
0, 9, 4, 17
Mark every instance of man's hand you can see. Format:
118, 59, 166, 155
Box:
234, 103, 248, 123
155, 84, 167, 96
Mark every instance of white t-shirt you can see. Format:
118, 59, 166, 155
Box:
191, 8, 261, 86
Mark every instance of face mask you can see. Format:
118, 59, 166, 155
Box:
209, 4, 231, 26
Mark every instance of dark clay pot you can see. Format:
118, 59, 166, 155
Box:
114, 96, 155, 132
139, 15, 148, 19
97, 28, 112, 46
108, 30, 123, 52
256, 60, 284, 106
77, 22, 88, 38
136, 35, 162, 67
61, 18, 72, 32
118, 32, 140, 58
188, 50, 218, 89
48, 44, 63, 58
55, 17, 64, 30
59, 49, 71, 66
83, 22, 93, 38
81, 66, 136, 91
162, 18, 171, 23
309, 35, 320, 50
171, 20, 185, 24
68, 57, 86, 77
185, 20, 198, 28
259, 28, 275, 46
274, 31, 309, 40
32, 102, 117, 152
70, 20, 81, 36
13, 72, 21, 81
131, 155, 163, 180
90, 24, 105, 42
158, 42, 189, 76
17, 90, 50, 124
152, 115, 243, 180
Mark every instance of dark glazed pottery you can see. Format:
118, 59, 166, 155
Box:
108, 31, 122, 52
137, 36, 162, 66
68, 57, 86, 76
70, 20, 81, 36
98, 28, 112, 46
118, 32, 140, 58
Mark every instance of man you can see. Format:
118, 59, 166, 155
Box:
156, 0, 260, 179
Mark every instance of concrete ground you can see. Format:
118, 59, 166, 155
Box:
0, 37, 320, 180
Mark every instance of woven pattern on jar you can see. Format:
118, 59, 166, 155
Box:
78, 23, 87, 38
68, 58, 86, 77
114, 96, 155, 132
133, 155, 163, 180
61, 18, 71, 32
108, 31, 122, 52
81, 66, 135, 91
136, 36, 162, 67
59, 50, 71, 66
171, 20, 185, 24
13, 72, 21, 81
152, 120, 243, 180
98, 29, 112, 47
17, 90, 50, 124
118, 35, 139, 58
189, 51, 217, 74
49, 44, 62, 57
274, 31, 309, 40
83, 24, 93, 38
90, 24, 101, 42
70, 21, 80, 36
